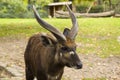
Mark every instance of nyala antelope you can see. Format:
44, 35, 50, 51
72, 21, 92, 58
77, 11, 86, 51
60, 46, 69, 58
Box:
24, 4, 82, 80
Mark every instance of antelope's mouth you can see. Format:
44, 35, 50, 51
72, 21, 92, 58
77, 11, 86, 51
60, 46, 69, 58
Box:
66, 63, 83, 69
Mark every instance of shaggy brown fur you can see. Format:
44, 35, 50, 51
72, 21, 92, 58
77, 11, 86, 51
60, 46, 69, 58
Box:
24, 33, 65, 80
24, 33, 82, 80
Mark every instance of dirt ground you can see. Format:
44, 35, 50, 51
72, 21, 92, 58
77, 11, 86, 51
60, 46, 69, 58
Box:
0, 37, 120, 80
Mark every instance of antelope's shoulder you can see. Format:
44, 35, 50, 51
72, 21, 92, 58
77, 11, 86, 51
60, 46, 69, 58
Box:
30, 33, 57, 46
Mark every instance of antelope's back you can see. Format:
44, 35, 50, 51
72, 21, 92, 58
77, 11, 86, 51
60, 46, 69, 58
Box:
24, 33, 57, 73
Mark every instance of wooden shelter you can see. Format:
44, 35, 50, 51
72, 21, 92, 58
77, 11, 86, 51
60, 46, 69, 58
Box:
48, 2, 72, 17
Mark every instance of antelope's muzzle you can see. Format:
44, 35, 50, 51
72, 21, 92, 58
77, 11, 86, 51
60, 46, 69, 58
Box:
76, 62, 83, 69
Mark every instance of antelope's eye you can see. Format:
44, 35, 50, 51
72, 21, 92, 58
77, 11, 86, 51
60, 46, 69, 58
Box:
61, 47, 69, 51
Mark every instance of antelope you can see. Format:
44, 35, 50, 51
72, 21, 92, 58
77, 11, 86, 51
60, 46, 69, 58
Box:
24, 4, 82, 80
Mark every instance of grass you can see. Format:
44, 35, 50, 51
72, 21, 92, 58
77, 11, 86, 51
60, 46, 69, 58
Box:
77, 18, 120, 57
0, 18, 120, 57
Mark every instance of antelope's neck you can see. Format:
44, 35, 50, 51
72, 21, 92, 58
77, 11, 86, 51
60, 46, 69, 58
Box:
47, 73, 60, 80
47, 63, 64, 80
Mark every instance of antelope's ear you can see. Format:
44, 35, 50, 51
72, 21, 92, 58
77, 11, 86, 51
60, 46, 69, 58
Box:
63, 28, 70, 37
41, 36, 54, 46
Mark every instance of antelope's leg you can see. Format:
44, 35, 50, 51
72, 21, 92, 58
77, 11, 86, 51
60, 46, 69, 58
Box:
25, 67, 34, 80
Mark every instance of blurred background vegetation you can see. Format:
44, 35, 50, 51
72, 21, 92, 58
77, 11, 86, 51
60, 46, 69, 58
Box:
0, 0, 120, 18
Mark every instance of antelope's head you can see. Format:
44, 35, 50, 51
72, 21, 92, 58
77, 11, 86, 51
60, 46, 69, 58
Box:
33, 5, 82, 69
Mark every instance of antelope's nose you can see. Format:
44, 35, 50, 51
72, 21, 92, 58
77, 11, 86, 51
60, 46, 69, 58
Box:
76, 62, 83, 69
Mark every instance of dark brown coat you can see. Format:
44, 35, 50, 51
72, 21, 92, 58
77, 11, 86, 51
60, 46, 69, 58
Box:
24, 33, 65, 80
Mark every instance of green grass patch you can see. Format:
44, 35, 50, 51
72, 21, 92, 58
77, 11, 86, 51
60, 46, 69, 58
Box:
77, 18, 120, 57
0, 18, 120, 57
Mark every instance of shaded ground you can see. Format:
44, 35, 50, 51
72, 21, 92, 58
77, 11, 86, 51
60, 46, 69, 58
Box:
0, 37, 120, 80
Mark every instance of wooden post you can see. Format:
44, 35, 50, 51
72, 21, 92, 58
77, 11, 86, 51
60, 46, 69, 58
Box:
53, 6, 55, 17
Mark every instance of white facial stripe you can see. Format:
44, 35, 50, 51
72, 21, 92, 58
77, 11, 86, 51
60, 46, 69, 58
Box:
60, 53, 62, 57
69, 51, 75, 55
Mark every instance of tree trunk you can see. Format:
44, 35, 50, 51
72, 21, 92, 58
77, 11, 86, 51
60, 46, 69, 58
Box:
108, 0, 112, 10
97, 0, 101, 5
55, 10, 115, 18
27, 0, 31, 10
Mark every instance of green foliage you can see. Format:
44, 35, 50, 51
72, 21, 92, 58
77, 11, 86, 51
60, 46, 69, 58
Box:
76, 5, 88, 13
28, 0, 52, 17
0, 0, 32, 18
0, 0, 51, 18
90, 5, 103, 13
111, 0, 120, 13
76, 4, 103, 13
76, 1, 91, 13
36, 0, 51, 17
